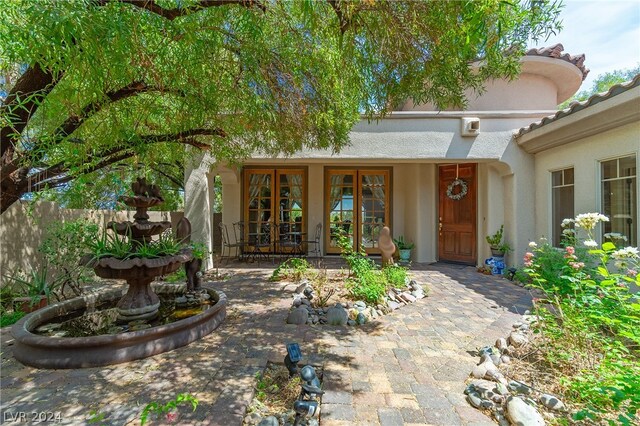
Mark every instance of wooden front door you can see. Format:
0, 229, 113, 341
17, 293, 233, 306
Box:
438, 164, 477, 264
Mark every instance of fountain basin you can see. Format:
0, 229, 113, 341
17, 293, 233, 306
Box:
11, 283, 226, 369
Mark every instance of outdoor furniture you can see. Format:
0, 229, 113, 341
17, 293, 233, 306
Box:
247, 221, 275, 263
232, 221, 248, 261
219, 222, 244, 264
301, 223, 322, 257
277, 230, 305, 258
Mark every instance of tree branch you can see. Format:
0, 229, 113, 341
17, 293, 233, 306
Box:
327, 0, 351, 34
29, 127, 224, 192
102, 0, 266, 20
1, 65, 61, 160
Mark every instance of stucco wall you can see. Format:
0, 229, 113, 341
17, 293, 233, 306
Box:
0, 201, 182, 285
534, 121, 640, 243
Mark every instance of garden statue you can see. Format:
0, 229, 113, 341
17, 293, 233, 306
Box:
175, 217, 203, 292
378, 226, 396, 266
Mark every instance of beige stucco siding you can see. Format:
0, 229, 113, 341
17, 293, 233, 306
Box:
534, 121, 640, 243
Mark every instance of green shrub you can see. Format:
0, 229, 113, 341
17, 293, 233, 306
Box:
336, 230, 408, 303
0, 310, 25, 327
270, 258, 310, 282
383, 264, 408, 287
525, 213, 640, 423
39, 218, 99, 297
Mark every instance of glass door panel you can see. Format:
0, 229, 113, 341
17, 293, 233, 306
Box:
326, 171, 356, 254
325, 169, 390, 254
360, 172, 388, 253
277, 170, 305, 253
245, 170, 274, 252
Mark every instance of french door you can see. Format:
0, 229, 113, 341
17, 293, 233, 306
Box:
243, 168, 306, 253
325, 168, 391, 254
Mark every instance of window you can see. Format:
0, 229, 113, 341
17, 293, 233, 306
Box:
601, 155, 637, 246
325, 168, 391, 254
243, 168, 306, 253
551, 168, 574, 246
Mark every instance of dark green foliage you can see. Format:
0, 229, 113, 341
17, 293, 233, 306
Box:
1, 0, 562, 211
270, 258, 310, 282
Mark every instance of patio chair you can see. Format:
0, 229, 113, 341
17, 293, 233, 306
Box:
276, 225, 304, 258
232, 221, 248, 261
248, 221, 275, 264
218, 222, 244, 264
301, 223, 322, 258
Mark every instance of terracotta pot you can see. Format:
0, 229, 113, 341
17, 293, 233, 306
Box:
13, 296, 48, 313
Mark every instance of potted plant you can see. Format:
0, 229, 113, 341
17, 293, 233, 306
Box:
485, 225, 511, 256
4, 265, 60, 313
393, 236, 415, 262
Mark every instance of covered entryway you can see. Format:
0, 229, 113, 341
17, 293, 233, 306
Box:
438, 164, 477, 264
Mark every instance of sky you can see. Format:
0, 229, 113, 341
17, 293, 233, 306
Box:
531, 0, 640, 91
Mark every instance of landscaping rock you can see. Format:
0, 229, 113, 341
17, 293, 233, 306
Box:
354, 301, 366, 310
506, 396, 545, 426
539, 394, 566, 411
347, 319, 356, 326
495, 337, 508, 352
471, 363, 487, 379
356, 312, 367, 325
287, 307, 309, 325
387, 300, 401, 310
399, 292, 416, 303
301, 298, 311, 306
508, 331, 528, 347
257, 416, 279, 426
500, 355, 511, 364
411, 290, 424, 299
466, 392, 484, 408
508, 380, 533, 395
303, 287, 314, 300
292, 296, 303, 307
326, 304, 348, 326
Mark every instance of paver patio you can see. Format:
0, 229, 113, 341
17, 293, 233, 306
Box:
0, 262, 531, 426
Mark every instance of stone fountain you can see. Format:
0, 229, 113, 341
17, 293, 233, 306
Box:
11, 178, 227, 369
92, 177, 190, 322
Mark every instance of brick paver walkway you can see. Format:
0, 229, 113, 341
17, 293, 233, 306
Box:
0, 263, 531, 425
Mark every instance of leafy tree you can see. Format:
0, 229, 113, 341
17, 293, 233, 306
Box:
0, 0, 562, 213
559, 65, 640, 109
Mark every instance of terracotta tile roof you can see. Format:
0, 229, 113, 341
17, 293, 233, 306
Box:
515, 73, 640, 138
525, 43, 589, 81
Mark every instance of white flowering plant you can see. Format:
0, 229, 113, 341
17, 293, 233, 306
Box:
523, 213, 639, 422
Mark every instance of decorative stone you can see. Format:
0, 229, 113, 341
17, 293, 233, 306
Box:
292, 296, 303, 307
303, 287, 314, 300
509, 331, 528, 347
326, 304, 348, 326
301, 298, 311, 306
347, 319, 356, 326
387, 301, 401, 310
506, 396, 545, 426
539, 394, 566, 411
257, 416, 279, 426
411, 290, 424, 299
500, 355, 511, 364
508, 380, 534, 395
471, 364, 487, 379
495, 338, 508, 351
399, 292, 416, 303
354, 301, 366, 310
356, 312, 367, 325
287, 307, 309, 325
175, 296, 187, 305
496, 383, 509, 395
466, 392, 483, 408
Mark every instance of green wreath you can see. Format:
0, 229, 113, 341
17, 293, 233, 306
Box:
446, 178, 468, 200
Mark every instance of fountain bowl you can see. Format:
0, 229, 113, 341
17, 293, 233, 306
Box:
10, 283, 226, 369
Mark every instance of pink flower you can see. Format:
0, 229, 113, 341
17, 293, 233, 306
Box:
566, 246, 575, 255
628, 269, 638, 277
523, 252, 534, 266
568, 261, 585, 270
166, 412, 178, 423
524, 260, 533, 267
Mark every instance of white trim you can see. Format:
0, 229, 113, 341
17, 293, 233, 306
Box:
385, 110, 557, 119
